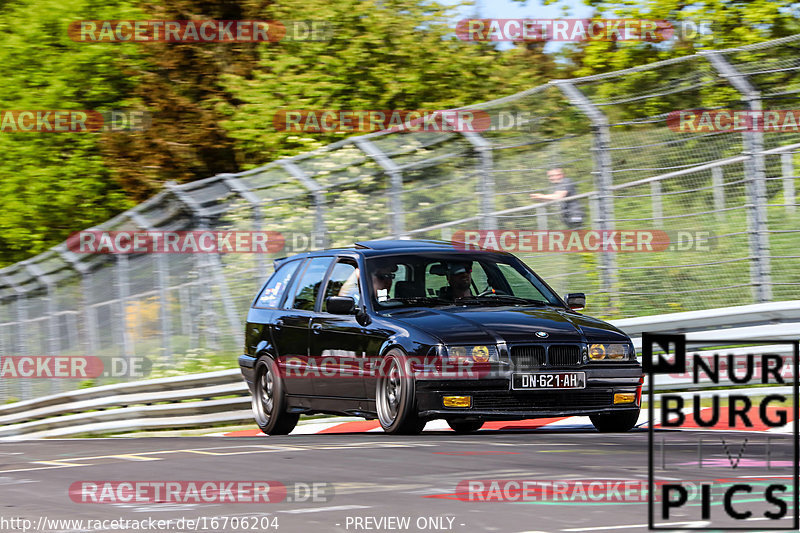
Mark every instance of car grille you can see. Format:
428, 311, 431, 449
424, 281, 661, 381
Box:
472, 390, 612, 410
509, 344, 583, 368
510, 345, 545, 371
548, 345, 582, 366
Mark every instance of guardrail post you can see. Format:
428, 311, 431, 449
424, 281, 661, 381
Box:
5, 279, 31, 401
712, 166, 725, 221
650, 181, 663, 228
0, 298, 7, 403
536, 206, 548, 230
165, 182, 244, 349
25, 262, 60, 394
279, 161, 328, 248
129, 212, 172, 363
460, 131, 497, 231
704, 51, 772, 302
83, 274, 98, 357
58, 249, 98, 360
782, 152, 796, 213
354, 138, 406, 238
115, 254, 134, 360
219, 173, 268, 276
554, 81, 619, 311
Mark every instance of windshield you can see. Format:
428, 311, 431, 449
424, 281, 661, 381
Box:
365, 252, 563, 310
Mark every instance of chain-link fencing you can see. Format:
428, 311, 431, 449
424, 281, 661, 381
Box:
2, 35, 800, 402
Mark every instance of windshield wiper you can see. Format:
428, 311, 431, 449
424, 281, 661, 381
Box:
456, 295, 551, 306
388, 296, 454, 307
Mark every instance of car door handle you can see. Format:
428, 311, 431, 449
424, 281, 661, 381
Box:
311, 323, 323, 334
274, 319, 284, 331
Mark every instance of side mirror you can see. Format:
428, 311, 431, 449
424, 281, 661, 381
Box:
566, 293, 586, 310
326, 296, 356, 315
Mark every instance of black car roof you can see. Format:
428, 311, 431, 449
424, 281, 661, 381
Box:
355, 239, 466, 251
273, 239, 506, 268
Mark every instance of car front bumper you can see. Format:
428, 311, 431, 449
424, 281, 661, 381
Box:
414, 366, 643, 420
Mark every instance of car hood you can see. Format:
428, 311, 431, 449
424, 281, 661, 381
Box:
386, 306, 629, 345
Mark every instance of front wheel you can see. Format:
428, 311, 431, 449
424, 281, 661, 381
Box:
376, 349, 423, 434
590, 409, 640, 433
253, 356, 299, 435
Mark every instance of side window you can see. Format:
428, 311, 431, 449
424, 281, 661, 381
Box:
255, 260, 301, 308
322, 260, 360, 312
284, 257, 334, 311
471, 262, 489, 292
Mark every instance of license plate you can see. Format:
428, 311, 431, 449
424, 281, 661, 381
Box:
512, 372, 585, 390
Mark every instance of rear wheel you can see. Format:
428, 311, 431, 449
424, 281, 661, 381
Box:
590, 409, 640, 432
376, 349, 423, 434
253, 356, 299, 435
447, 420, 484, 433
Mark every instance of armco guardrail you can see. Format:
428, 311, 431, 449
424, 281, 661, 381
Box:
612, 301, 798, 391
0, 301, 796, 439
614, 300, 800, 347
0, 369, 250, 440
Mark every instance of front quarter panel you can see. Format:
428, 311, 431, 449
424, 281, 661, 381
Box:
362, 315, 440, 401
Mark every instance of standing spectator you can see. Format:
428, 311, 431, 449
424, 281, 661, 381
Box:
530, 167, 584, 229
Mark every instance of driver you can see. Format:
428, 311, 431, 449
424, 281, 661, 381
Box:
438, 261, 473, 299
370, 259, 398, 301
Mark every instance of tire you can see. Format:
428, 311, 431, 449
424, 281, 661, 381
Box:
447, 420, 484, 433
375, 349, 423, 434
252, 356, 299, 435
590, 409, 640, 433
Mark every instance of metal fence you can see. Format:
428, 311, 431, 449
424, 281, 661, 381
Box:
2, 35, 800, 402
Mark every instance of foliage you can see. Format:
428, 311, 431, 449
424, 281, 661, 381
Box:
560, 0, 800, 75
219, 0, 559, 164
0, 0, 142, 265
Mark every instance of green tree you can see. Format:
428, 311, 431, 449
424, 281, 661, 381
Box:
0, 0, 142, 265
102, 0, 269, 200
558, 0, 800, 76
219, 0, 559, 163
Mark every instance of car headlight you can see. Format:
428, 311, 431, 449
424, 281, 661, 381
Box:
588, 343, 629, 361
445, 345, 499, 364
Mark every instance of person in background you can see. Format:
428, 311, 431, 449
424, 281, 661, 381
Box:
530, 167, 584, 229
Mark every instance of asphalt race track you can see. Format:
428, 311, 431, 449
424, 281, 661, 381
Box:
0, 427, 795, 533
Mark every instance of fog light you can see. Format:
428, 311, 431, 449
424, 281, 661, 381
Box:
588, 344, 606, 360
614, 393, 636, 404
471, 346, 490, 363
443, 396, 472, 408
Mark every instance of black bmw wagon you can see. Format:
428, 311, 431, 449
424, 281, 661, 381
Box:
239, 240, 643, 435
